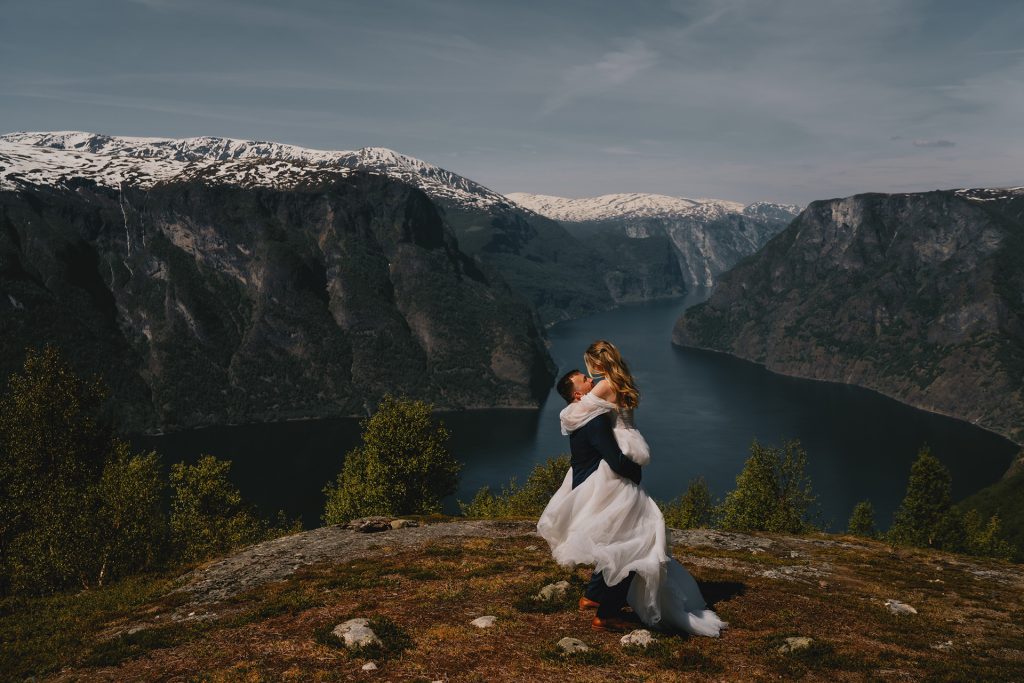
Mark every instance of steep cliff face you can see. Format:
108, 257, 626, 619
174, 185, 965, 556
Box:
438, 204, 615, 326
674, 189, 1024, 445
0, 168, 554, 432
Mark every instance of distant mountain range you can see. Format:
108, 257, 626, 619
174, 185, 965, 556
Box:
0, 130, 809, 432
674, 187, 1024, 446
509, 192, 802, 294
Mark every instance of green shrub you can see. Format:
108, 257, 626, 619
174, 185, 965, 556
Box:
169, 455, 276, 563
847, 500, 877, 538
323, 396, 460, 524
460, 455, 569, 518
961, 510, 1014, 560
718, 439, 817, 533
93, 444, 167, 584
661, 477, 715, 529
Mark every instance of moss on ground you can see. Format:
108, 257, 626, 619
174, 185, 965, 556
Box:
3, 527, 1023, 682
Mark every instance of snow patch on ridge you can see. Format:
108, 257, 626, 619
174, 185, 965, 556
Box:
507, 192, 801, 223
0, 132, 510, 209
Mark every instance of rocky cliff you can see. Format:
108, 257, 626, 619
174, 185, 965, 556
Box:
674, 189, 1024, 445
0, 144, 554, 432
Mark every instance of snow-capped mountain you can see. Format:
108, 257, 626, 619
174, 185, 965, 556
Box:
0, 133, 556, 432
506, 191, 801, 223
0, 131, 510, 209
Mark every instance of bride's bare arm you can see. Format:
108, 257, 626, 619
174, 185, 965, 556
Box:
592, 379, 617, 403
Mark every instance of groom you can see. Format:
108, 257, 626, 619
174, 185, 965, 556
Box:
556, 369, 640, 632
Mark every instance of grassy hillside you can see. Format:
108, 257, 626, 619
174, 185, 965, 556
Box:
3, 520, 1022, 682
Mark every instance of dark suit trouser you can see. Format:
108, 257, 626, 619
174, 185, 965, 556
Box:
586, 569, 635, 618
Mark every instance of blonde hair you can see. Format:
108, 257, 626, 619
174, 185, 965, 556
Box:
584, 340, 640, 410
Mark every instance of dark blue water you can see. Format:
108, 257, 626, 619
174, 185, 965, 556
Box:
136, 294, 1018, 531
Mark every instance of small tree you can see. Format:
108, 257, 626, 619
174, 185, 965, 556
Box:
170, 455, 269, 563
661, 477, 715, 529
95, 444, 168, 584
962, 510, 1014, 560
847, 500, 877, 538
323, 396, 460, 524
889, 446, 952, 548
460, 456, 569, 518
719, 439, 817, 534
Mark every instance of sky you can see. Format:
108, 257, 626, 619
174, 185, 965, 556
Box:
1, 0, 1022, 205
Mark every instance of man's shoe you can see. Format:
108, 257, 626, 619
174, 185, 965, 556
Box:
591, 615, 632, 632
578, 596, 600, 611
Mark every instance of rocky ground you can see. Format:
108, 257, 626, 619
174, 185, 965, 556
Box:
11, 519, 1024, 682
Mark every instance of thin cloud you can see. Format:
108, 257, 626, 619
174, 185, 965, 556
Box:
540, 42, 657, 116
912, 139, 956, 148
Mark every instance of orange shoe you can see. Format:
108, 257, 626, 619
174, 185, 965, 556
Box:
591, 615, 632, 632
578, 596, 600, 611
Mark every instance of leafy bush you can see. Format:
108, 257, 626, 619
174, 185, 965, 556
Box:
323, 396, 460, 524
718, 439, 817, 533
460, 455, 569, 518
847, 500, 877, 538
661, 477, 715, 529
169, 455, 282, 564
961, 510, 1014, 560
0, 346, 165, 594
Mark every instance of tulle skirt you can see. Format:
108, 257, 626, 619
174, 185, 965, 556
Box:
537, 461, 727, 637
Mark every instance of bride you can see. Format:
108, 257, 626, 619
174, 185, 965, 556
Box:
537, 340, 727, 637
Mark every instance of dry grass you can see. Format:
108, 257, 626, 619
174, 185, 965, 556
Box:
15, 530, 1024, 682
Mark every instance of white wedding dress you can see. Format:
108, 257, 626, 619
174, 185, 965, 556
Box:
537, 392, 727, 637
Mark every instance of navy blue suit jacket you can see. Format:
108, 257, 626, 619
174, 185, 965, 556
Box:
569, 412, 641, 489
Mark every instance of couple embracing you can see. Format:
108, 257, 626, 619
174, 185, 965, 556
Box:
537, 340, 727, 636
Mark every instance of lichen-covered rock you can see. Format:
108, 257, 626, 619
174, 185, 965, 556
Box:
778, 636, 813, 653
333, 618, 381, 648
537, 580, 570, 602
620, 629, 654, 648
557, 637, 589, 653
885, 599, 918, 615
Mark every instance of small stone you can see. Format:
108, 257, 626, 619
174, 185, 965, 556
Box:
333, 618, 382, 648
361, 662, 378, 671
524, 545, 539, 551
778, 636, 814, 653
620, 629, 654, 648
390, 519, 417, 530
470, 615, 497, 628
557, 636, 590, 653
885, 599, 918, 615
348, 517, 393, 533
818, 580, 829, 588
931, 640, 953, 651
537, 580, 570, 602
